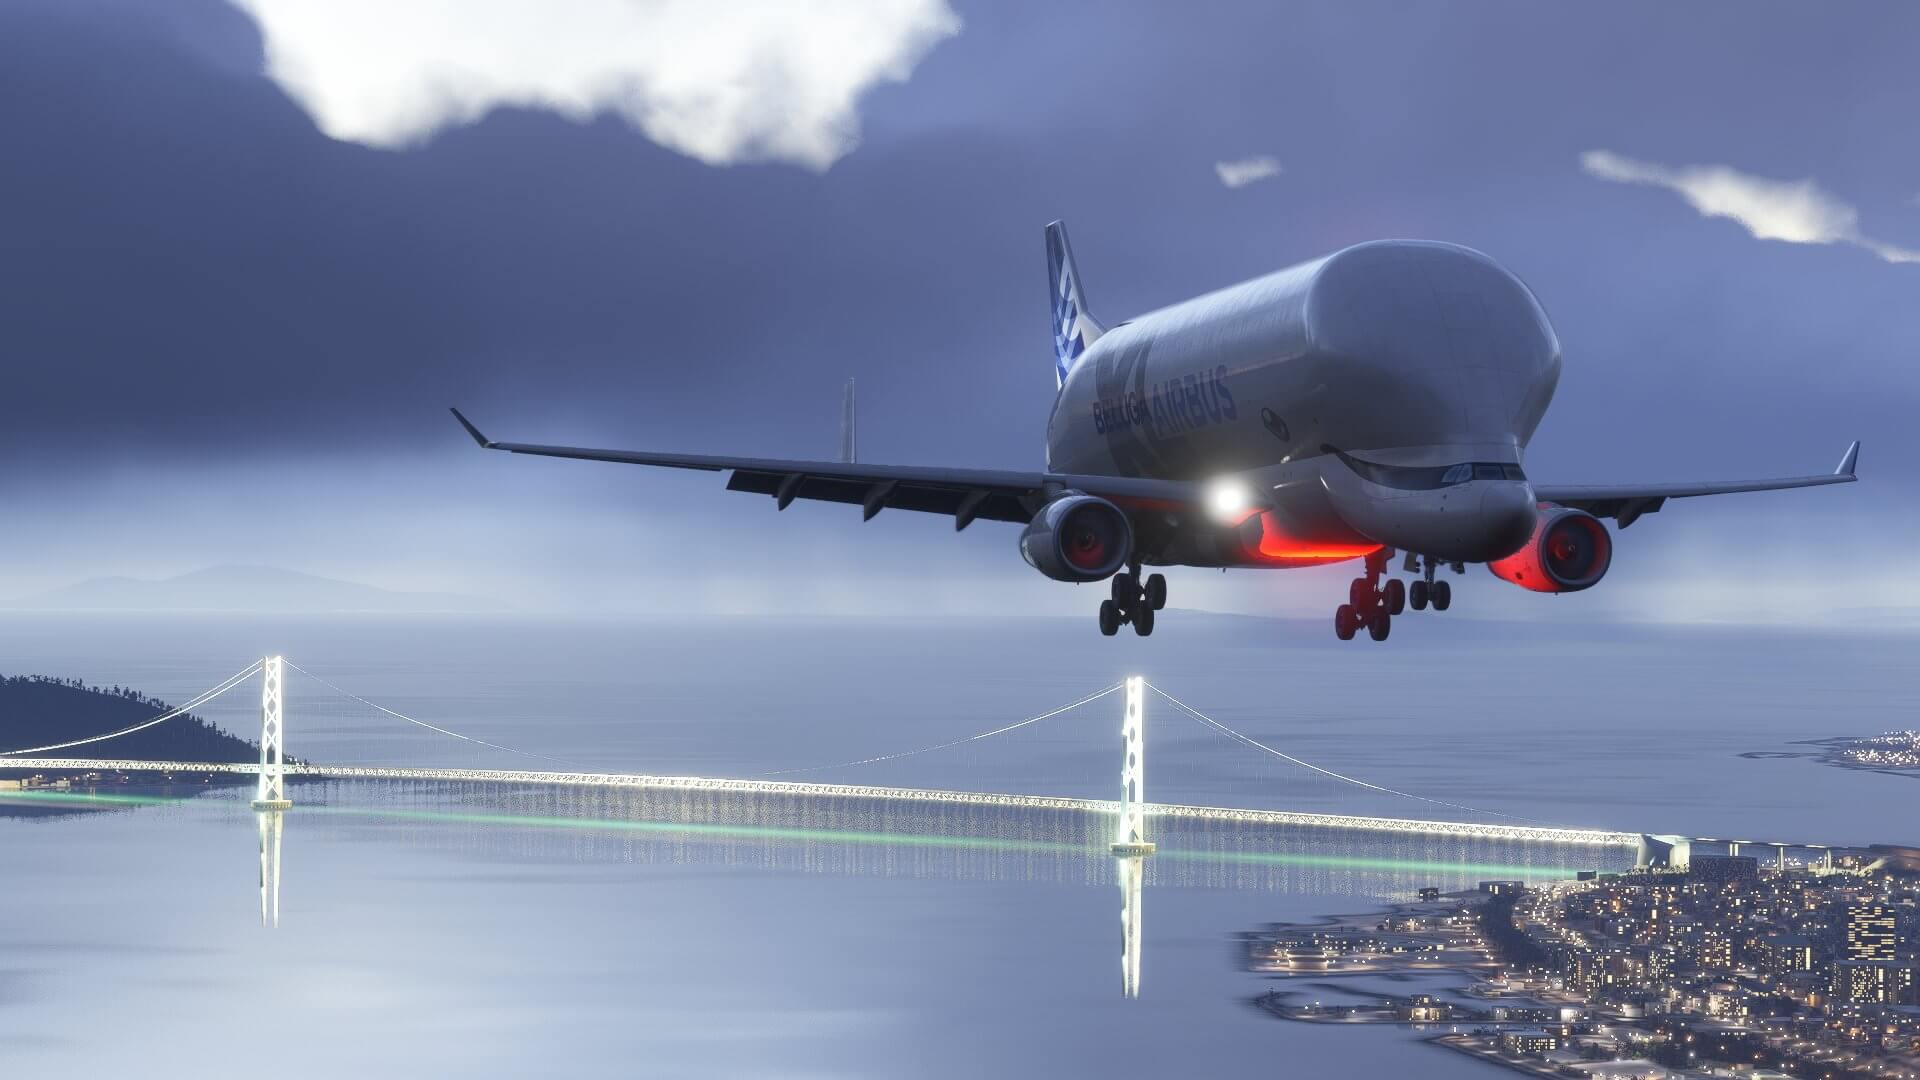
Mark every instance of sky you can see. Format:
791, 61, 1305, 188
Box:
2, 0, 1917, 622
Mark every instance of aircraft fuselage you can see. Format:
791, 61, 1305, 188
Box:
1047, 240, 1558, 567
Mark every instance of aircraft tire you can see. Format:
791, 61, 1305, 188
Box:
1385, 579, 1406, 615
1099, 600, 1122, 636
1349, 578, 1374, 609
1368, 610, 1392, 642
1145, 574, 1167, 611
1111, 573, 1137, 608
1132, 603, 1155, 637
1409, 580, 1429, 610
1431, 580, 1452, 611
1334, 604, 1358, 641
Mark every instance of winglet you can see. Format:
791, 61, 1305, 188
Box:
1835, 440, 1860, 478
450, 407, 496, 449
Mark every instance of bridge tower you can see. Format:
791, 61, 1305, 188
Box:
1111, 676, 1154, 856
251, 656, 293, 812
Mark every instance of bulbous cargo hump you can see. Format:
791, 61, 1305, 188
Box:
1305, 240, 1561, 455
1046, 238, 1562, 478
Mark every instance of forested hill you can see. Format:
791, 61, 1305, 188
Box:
0, 675, 259, 764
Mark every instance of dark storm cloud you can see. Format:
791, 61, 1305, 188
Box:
0, 0, 1916, 621
5, 0, 1918, 485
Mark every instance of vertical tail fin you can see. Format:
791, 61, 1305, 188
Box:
839, 378, 857, 464
1046, 221, 1106, 388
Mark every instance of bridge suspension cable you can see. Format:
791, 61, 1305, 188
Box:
0, 659, 264, 757
764, 682, 1125, 777
1143, 681, 1534, 823
282, 660, 584, 769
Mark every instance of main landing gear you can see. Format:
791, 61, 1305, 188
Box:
1333, 551, 1462, 641
1099, 564, 1167, 637
1334, 549, 1399, 642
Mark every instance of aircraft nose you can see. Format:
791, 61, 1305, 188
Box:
1479, 482, 1538, 560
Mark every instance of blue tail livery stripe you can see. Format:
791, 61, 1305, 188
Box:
1045, 221, 1105, 388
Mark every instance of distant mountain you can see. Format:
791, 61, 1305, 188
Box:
13, 564, 504, 614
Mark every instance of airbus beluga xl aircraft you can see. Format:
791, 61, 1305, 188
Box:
453, 222, 1858, 643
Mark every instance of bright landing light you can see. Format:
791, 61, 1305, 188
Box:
1206, 479, 1253, 523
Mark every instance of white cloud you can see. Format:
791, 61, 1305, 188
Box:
1580, 149, 1920, 264
1214, 155, 1282, 189
228, 0, 961, 170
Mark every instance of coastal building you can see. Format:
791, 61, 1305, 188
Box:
1832, 959, 1916, 1005
1845, 904, 1898, 961
1498, 1027, 1562, 1056
1761, 933, 1816, 974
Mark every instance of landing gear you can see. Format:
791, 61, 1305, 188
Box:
1333, 549, 1397, 643
1098, 565, 1164, 637
1144, 573, 1167, 611
1331, 551, 1464, 640
1404, 556, 1457, 614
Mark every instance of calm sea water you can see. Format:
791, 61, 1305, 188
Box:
2, 613, 1913, 1076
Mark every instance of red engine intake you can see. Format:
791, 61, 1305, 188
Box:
1487, 505, 1612, 593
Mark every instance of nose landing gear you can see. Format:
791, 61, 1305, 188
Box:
1097, 564, 1167, 638
1404, 553, 1455, 613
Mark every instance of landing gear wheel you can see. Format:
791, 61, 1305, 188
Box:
1349, 578, 1374, 610
1111, 573, 1137, 608
1409, 580, 1429, 611
1368, 610, 1392, 642
1384, 579, 1406, 616
1431, 580, 1452, 611
1334, 604, 1358, 641
1098, 599, 1121, 636
1132, 603, 1155, 637
1144, 573, 1167, 611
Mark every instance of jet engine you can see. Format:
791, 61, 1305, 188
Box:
1019, 494, 1133, 583
1486, 505, 1611, 593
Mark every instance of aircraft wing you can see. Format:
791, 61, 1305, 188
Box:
450, 409, 1238, 529
1532, 441, 1859, 528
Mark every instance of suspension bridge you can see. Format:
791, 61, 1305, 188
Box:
1, 655, 1843, 928
1, 656, 1642, 842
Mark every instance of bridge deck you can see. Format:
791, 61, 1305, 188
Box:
0, 757, 1641, 847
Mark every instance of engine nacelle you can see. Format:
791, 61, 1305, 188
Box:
1486, 505, 1612, 593
1019, 494, 1134, 583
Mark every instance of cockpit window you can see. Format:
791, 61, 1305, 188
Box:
1326, 446, 1526, 491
